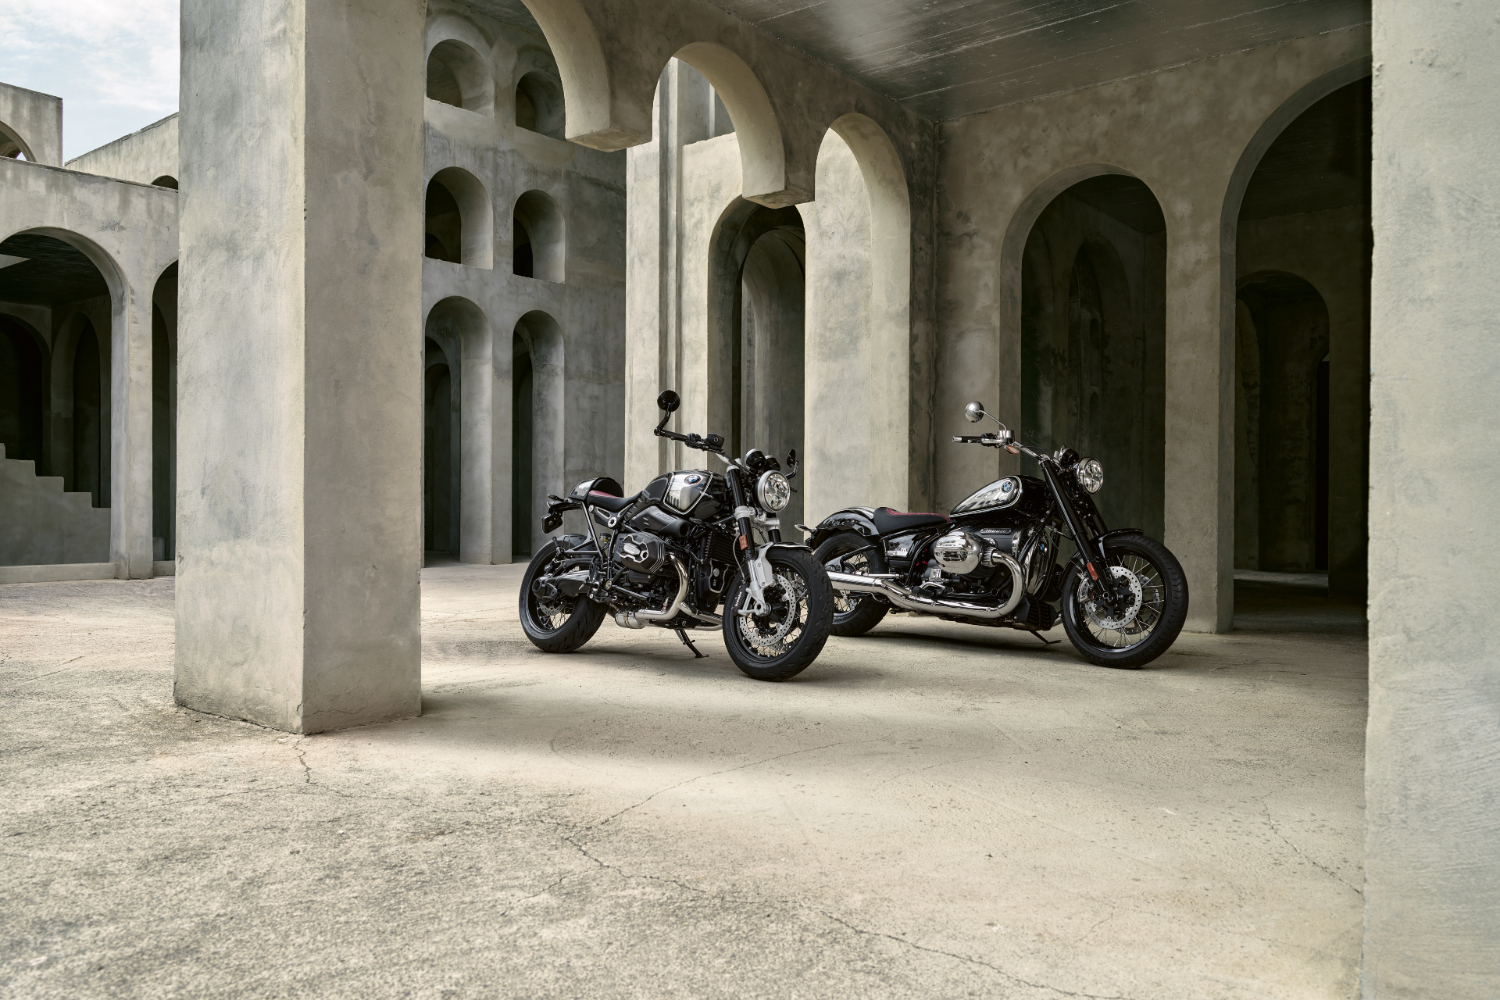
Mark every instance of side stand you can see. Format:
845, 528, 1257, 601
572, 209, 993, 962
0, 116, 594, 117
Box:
1032, 631, 1061, 646
676, 629, 706, 658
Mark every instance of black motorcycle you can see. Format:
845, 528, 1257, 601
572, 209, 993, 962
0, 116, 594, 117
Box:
519, 390, 835, 681
806, 401, 1188, 668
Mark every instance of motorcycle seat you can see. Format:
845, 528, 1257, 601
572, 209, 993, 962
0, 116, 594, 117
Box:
583, 490, 640, 513
871, 507, 950, 535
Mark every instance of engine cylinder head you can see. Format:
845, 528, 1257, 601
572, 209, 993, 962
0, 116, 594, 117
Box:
616, 531, 667, 575
932, 529, 983, 576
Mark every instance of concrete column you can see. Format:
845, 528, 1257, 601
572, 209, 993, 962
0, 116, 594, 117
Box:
1364, 1, 1500, 995
174, 0, 424, 734
1163, 216, 1234, 633
110, 283, 154, 578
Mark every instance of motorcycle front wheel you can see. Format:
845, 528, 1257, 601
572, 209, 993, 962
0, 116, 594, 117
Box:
722, 548, 835, 681
519, 538, 607, 653
1059, 533, 1188, 669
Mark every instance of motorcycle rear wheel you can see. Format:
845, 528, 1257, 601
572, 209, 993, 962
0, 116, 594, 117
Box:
1060, 533, 1187, 669
519, 539, 607, 653
813, 530, 889, 637
722, 548, 834, 681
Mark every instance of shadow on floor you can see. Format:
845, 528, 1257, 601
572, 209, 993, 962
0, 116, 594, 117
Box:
1233, 577, 1366, 636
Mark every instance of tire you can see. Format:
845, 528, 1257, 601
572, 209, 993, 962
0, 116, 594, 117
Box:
813, 530, 889, 637
519, 539, 607, 653
722, 547, 835, 681
1060, 533, 1188, 668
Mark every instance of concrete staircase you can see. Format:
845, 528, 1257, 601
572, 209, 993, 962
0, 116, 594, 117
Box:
0, 444, 110, 566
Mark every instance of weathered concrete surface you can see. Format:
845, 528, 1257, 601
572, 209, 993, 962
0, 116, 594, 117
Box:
0, 82, 62, 165
1364, 2, 1500, 996
3, 569, 1365, 998
174, 0, 425, 733
66, 114, 179, 187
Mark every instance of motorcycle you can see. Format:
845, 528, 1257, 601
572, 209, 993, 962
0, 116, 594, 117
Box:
519, 389, 835, 681
805, 401, 1188, 668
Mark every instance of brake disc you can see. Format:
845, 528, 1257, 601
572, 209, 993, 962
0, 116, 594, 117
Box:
739, 570, 806, 648
1081, 565, 1143, 630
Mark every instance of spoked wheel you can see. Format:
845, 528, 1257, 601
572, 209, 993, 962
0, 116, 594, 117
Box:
519, 538, 606, 653
1060, 533, 1188, 668
813, 530, 889, 637
722, 548, 834, 681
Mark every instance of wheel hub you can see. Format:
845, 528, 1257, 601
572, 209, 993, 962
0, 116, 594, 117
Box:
739, 570, 805, 648
1082, 565, 1143, 630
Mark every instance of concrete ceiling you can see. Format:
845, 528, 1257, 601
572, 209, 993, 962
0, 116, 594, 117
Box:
1240, 77, 1369, 219
702, 0, 1370, 121
469, 0, 1368, 124
0, 235, 109, 305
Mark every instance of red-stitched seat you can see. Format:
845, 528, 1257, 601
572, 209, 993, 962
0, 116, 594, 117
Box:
583, 490, 639, 513
871, 507, 950, 535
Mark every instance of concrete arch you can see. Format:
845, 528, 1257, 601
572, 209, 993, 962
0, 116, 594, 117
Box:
0, 120, 35, 161
424, 296, 497, 564
514, 0, 622, 147
513, 310, 566, 556
673, 42, 785, 206
151, 176, 178, 190
426, 167, 493, 269
151, 263, 178, 563
512, 190, 565, 282
1221, 57, 1372, 246
425, 15, 496, 116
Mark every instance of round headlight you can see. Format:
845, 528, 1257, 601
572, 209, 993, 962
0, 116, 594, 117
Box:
756, 470, 791, 512
1076, 457, 1105, 494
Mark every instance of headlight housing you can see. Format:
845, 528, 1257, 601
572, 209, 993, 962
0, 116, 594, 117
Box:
1075, 457, 1104, 494
756, 470, 791, 512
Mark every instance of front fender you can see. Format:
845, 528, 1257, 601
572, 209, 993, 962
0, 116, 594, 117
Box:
805, 507, 879, 550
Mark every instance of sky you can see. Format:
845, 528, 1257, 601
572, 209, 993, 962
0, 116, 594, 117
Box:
1, 0, 180, 161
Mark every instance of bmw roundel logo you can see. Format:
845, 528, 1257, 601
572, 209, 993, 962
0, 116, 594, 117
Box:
1001, 480, 1013, 493
684, 474, 702, 484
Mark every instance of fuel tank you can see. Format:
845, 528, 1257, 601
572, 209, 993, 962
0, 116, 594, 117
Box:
948, 475, 1051, 532
640, 470, 727, 520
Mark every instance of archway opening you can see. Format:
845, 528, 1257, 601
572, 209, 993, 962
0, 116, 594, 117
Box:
1233, 76, 1370, 618
513, 312, 564, 559
0, 315, 46, 466
1019, 174, 1167, 541
426, 38, 495, 116
151, 176, 178, 190
72, 320, 104, 508
152, 263, 178, 562
424, 339, 458, 559
512, 190, 564, 282
515, 66, 565, 140
734, 211, 805, 529
0, 121, 34, 161
425, 168, 492, 269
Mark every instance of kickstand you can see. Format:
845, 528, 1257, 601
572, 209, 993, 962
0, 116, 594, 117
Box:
676, 628, 706, 658
1032, 631, 1061, 646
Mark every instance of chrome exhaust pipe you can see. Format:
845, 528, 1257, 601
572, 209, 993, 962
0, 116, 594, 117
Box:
826, 552, 1027, 619
615, 552, 690, 629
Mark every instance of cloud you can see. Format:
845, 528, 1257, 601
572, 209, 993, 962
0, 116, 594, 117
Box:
0, 0, 180, 158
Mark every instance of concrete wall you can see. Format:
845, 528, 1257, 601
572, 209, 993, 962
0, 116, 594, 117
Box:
936, 26, 1371, 632
67, 114, 180, 188
0, 82, 63, 165
419, 0, 627, 564
1364, 1, 1500, 995
0, 157, 179, 578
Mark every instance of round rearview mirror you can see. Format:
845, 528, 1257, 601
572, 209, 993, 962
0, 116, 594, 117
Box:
964, 401, 987, 424
657, 389, 680, 413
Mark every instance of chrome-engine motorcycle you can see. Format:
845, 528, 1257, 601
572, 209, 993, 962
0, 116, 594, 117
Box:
519, 390, 834, 681
806, 401, 1188, 668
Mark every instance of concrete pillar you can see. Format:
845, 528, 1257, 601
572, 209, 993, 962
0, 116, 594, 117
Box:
174, 0, 424, 734
110, 283, 154, 579
1363, 2, 1500, 995
1163, 214, 1234, 633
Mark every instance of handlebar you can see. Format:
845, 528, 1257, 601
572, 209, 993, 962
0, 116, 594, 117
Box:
951, 432, 1048, 464
655, 426, 725, 453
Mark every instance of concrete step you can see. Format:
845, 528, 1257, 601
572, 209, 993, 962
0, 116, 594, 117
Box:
0, 446, 111, 567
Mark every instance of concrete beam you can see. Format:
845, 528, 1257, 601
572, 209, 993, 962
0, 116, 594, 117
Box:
1363, 1, 1500, 994
174, 0, 425, 734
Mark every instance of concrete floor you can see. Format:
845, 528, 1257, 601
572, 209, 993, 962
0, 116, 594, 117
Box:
1, 566, 1367, 999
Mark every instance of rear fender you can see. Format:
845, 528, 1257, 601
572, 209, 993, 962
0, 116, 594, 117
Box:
806, 507, 880, 550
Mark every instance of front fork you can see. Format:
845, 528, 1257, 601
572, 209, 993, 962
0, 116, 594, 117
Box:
728, 468, 775, 615
1042, 465, 1126, 613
